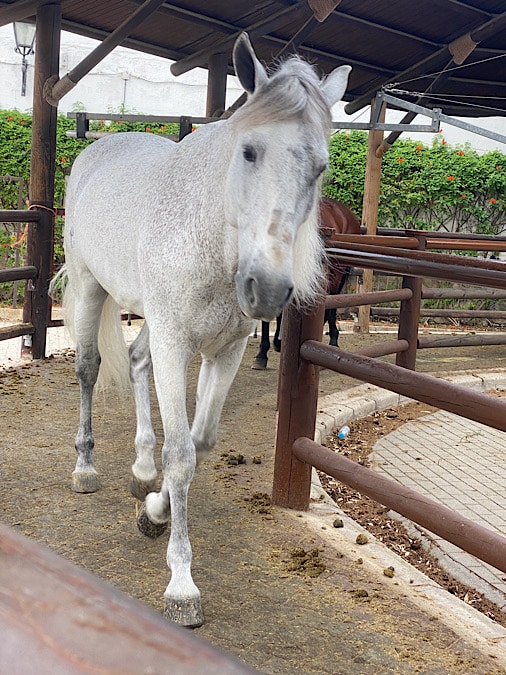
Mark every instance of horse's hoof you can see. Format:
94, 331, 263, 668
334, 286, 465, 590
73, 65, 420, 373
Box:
164, 596, 204, 628
273, 339, 281, 352
251, 357, 267, 370
136, 502, 168, 539
71, 470, 99, 493
129, 475, 157, 501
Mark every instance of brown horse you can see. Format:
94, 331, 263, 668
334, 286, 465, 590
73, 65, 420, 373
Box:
252, 196, 361, 369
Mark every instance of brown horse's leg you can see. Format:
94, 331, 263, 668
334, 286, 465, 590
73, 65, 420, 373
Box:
273, 314, 282, 352
252, 320, 271, 369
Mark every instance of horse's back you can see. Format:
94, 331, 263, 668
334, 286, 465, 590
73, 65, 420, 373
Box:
320, 196, 361, 235
68, 132, 175, 203
64, 133, 177, 314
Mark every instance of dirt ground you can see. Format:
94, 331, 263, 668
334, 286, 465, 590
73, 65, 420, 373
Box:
1, 327, 506, 673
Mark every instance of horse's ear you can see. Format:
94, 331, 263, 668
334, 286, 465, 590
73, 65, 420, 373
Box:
320, 65, 352, 107
233, 33, 269, 95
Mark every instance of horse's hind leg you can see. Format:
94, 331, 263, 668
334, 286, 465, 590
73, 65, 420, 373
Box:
128, 322, 158, 501
72, 281, 107, 493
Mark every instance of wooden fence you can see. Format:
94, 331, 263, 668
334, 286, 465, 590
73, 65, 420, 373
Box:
272, 239, 506, 574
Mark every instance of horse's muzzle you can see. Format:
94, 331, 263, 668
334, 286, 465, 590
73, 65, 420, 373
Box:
235, 271, 293, 321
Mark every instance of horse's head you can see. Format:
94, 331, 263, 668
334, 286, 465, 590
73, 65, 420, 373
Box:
226, 34, 351, 322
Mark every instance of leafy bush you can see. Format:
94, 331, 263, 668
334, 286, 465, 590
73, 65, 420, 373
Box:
324, 130, 506, 235
0, 109, 179, 304
1, 110, 505, 308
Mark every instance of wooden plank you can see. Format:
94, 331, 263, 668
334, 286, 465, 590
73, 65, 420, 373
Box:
0, 524, 257, 673
0, 322, 34, 341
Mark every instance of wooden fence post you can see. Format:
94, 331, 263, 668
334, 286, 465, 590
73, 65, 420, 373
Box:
396, 234, 426, 369
23, 1, 61, 359
358, 100, 385, 333
272, 299, 325, 510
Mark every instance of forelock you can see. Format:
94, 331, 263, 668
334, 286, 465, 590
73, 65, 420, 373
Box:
230, 56, 331, 133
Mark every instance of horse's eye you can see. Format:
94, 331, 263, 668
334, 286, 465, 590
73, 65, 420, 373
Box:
243, 145, 257, 163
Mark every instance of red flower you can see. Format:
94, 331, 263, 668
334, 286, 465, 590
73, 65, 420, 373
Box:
398, 157, 404, 163
490, 198, 497, 204
447, 175, 455, 181
415, 145, 423, 151
496, 165, 502, 170
461, 194, 466, 199
145, 126, 151, 132
349, 183, 354, 188
458, 150, 465, 156
61, 157, 66, 164
441, 139, 447, 145
6, 115, 13, 121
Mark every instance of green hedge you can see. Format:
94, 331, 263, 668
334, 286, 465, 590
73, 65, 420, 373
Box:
324, 130, 506, 235
0, 110, 179, 303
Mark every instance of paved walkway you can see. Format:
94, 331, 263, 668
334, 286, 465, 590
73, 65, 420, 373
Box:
374, 408, 506, 610
314, 373, 506, 615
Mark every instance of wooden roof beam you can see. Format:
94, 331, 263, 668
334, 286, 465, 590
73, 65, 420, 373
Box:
44, 0, 167, 106
170, 0, 309, 76
0, 0, 43, 26
345, 10, 506, 115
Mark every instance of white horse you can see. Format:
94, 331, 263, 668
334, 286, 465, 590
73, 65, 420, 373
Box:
55, 33, 350, 627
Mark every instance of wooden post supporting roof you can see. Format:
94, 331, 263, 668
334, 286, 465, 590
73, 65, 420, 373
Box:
357, 100, 385, 333
22, 1, 61, 360
206, 52, 228, 117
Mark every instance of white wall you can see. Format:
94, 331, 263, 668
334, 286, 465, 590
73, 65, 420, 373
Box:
0, 24, 504, 152
0, 24, 243, 116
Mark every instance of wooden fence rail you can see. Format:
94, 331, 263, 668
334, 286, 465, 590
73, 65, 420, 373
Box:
0, 524, 257, 673
292, 437, 506, 575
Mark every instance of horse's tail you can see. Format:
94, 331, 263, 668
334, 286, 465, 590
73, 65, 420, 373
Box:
96, 296, 131, 392
49, 265, 131, 392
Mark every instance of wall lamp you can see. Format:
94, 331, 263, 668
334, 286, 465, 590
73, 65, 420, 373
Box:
13, 21, 36, 96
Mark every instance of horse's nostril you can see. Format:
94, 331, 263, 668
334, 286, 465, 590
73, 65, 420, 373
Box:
245, 277, 257, 306
284, 286, 294, 305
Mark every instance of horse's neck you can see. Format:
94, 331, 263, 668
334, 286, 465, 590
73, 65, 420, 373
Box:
165, 123, 238, 271
323, 201, 360, 235
173, 122, 233, 190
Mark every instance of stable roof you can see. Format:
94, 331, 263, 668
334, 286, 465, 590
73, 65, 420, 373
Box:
1, 0, 505, 118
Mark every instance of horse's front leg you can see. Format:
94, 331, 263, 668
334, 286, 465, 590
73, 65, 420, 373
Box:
192, 337, 248, 466
325, 307, 339, 347
252, 320, 271, 369
129, 322, 158, 500
136, 340, 202, 626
